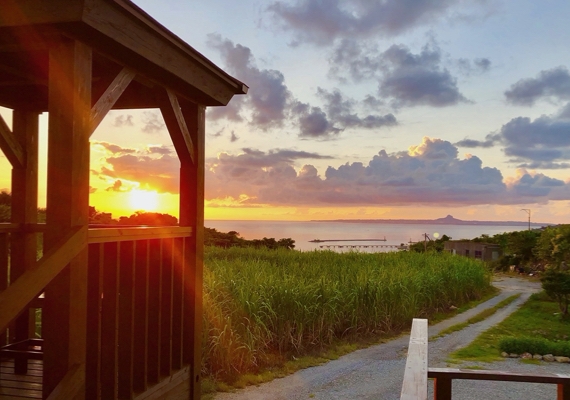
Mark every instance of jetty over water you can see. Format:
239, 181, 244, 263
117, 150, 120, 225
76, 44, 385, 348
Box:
310, 237, 387, 243
319, 244, 407, 250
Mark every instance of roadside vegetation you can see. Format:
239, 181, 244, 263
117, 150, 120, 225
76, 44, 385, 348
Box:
449, 291, 570, 362
202, 247, 492, 387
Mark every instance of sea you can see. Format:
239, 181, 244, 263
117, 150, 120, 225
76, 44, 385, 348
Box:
204, 220, 531, 252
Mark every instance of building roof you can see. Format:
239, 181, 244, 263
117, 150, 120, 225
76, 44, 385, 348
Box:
0, 0, 248, 111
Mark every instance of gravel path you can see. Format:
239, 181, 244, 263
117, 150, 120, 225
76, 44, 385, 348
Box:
214, 276, 569, 400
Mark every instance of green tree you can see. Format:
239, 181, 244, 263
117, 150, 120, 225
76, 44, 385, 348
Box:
541, 269, 570, 318
535, 225, 570, 265
118, 211, 178, 226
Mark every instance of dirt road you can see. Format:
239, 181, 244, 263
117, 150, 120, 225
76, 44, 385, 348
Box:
214, 276, 569, 400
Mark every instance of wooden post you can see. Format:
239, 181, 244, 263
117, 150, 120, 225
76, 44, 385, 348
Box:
433, 377, 452, 400
560, 382, 570, 400
10, 109, 39, 374
179, 101, 205, 399
43, 37, 91, 399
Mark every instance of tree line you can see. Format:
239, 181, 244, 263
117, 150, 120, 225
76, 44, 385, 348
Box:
1, 190, 294, 250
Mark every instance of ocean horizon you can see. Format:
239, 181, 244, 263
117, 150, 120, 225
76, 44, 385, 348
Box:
205, 219, 529, 252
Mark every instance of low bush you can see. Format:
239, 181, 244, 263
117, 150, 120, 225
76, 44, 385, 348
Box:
499, 336, 570, 357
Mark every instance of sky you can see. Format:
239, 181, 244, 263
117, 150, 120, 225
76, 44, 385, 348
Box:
2, 0, 570, 223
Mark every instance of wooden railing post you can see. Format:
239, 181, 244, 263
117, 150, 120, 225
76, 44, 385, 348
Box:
559, 382, 570, 400
433, 376, 452, 400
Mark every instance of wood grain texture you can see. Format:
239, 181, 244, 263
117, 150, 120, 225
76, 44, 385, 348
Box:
400, 318, 428, 400
88, 226, 192, 244
45, 363, 85, 400
0, 226, 87, 333
0, 113, 24, 168
160, 89, 195, 165
90, 67, 135, 135
179, 101, 205, 399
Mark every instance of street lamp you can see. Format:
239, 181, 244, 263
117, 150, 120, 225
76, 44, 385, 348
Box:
521, 209, 531, 231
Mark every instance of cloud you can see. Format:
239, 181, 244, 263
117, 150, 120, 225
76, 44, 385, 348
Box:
317, 88, 397, 129
99, 154, 180, 193
207, 34, 291, 130
93, 141, 136, 154
330, 40, 469, 108
230, 131, 239, 142
378, 43, 469, 108
113, 114, 134, 127
505, 66, 570, 106
142, 111, 165, 134
106, 180, 127, 192
206, 137, 570, 207
266, 0, 472, 46
455, 57, 491, 76
146, 145, 172, 155
455, 102, 570, 169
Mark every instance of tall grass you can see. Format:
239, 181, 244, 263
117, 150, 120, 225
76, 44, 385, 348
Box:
203, 248, 491, 380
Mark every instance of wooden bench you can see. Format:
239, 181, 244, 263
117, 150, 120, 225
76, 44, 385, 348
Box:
400, 318, 570, 400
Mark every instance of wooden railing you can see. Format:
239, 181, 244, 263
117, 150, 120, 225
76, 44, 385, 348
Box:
86, 226, 193, 400
400, 318, 570, 400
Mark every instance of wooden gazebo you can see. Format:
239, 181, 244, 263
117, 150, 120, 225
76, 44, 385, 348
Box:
0, 1, 247, 399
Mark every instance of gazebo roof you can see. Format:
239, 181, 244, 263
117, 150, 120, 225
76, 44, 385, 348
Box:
0, 0, 248, 111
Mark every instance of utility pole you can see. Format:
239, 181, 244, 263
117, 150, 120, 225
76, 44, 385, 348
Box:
521, 209, 531, 231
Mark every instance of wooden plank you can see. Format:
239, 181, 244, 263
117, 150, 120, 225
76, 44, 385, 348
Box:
45, 363, 85, 400
560, 383, 570, 400
100, 242, 119, 399
428, 368, 570, 384
90, 67, 135, 135
146, 239, 162, 385
118, 240, 135, 399
133, 366, 190, 400
160, 238, 174, 377
10, 109, 40, 375
171, 237, 184, 371
42, 37, 91, 399
88, 227, 192, 244
179, 102, 205, 399
400, 318, 428, 400
0, 113, 24, 168
160, 89, 195, 165
0, 226, 87, 332
86, 243, 103, 400
0, 233, 7, 347
0, 0, 83, 26
132, 240, 149, 393
82, 0, 244, 106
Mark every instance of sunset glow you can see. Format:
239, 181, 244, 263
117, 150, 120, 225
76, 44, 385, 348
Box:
129, 189, 158, 212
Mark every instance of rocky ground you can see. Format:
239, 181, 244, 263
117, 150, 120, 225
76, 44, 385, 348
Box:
214, 276, 569, 400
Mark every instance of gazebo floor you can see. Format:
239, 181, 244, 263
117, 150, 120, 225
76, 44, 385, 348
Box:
0, 359, 42, 399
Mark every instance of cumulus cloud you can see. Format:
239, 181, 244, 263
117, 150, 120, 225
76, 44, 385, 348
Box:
206, 137, 570, 207
142, 111, 165, 134
330, 40, 469, 108
93, 141, 136, 154
505, 66, 570, 106
208, 34, 397, 138
455, 106, 570, 169
455, 57, 491, 76
230, 131, 239, 142
207, 34, 291, 130
113, 114, 134, 127
378, 43, 469, 108
266, 0, 475, 46
146, 145, 172, 155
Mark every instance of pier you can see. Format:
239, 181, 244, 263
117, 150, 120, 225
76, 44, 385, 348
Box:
310, 237, 387, 243
318, 244, 407, 250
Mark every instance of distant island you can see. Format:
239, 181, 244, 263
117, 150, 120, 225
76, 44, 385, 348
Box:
311, 214, 553, 227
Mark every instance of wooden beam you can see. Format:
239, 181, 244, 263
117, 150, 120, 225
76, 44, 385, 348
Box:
0, 226, 87, 332
10, 109, 39, 374
90, 67, 135, 135
0, 113, 24, 168
43, 37, 92, 399
88, 226, 192, 243
160, 89, 195, 165
46, 363, 86, 400
179, 101, 205, 400
400, 318, 428, 400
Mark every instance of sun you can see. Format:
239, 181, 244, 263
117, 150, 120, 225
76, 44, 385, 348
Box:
129, 189, 159, 212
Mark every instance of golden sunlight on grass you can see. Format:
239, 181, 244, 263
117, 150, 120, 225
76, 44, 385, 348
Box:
129, 189, 159, 211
